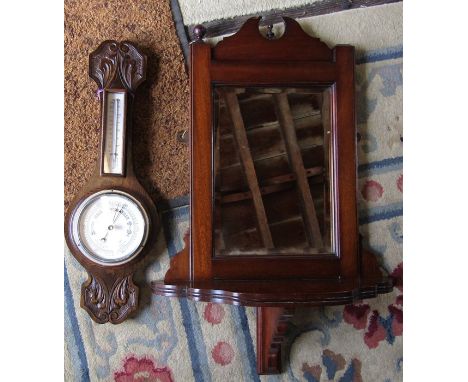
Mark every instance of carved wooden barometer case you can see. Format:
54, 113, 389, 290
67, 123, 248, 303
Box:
65, 41, 159, 324
152, 17, 392, 374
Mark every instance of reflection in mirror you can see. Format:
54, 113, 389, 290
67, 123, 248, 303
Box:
213, 87, 335, 256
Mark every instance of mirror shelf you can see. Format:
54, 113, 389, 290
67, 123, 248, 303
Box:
152, 17, 393, 375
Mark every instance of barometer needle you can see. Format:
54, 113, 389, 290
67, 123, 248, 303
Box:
111, 203, 121, 223
101, 204, 123, 241
101, 230, 110, 242
112, 206, 124, 223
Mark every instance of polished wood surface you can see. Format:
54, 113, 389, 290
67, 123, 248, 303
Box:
153, 17, 392, 373
65, 41, 159, 324
174, 18, 361, 280
212, 17, 332, 62
190, 39, 212, 281
152, 274, 392, 307
256, 307, 294, 374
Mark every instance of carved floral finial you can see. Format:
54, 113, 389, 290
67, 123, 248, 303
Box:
89, 40, 146, 94
193, 24, 207, 41
82, 274, 138, 324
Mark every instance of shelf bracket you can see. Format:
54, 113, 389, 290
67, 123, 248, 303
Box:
256, 306, 295, 374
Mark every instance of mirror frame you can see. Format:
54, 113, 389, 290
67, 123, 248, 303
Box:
191, 17, 357, 281
153, 17, 392, 375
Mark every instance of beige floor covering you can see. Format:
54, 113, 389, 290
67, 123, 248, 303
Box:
65, 2, 402, 381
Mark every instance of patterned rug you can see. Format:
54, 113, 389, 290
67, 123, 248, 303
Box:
65, 1, 402, 381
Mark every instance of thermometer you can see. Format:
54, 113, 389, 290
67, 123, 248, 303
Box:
65, 40, 158, 324
102, 91, 126, 175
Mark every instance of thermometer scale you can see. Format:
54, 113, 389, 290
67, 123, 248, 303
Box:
65, 41, 159, 324
103, 91, 126, 175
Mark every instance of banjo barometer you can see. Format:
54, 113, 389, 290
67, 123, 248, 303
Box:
65, 41, 159, 324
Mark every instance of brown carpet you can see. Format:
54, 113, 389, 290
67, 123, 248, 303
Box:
64, 0, 189, 210
65, 3, 402, 381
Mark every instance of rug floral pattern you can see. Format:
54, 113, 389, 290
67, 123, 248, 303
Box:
65, 5, 402, 380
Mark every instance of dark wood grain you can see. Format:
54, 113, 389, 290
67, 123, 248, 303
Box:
213, 17, 332, 62
89, 40, 147, 93
190, 40, 213, 280
220, 166, 322, 204
334, 46, 358, 278
273, 92, 323, 248
65, 41, 159, 324
222, 89, 274, 248
220, 146, 324, 192
156, 17, 392, 373
257, 307, 294, 374
151, 275, 393, 306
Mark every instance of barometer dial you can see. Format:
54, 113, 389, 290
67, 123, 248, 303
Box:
65, 40, 156, 324
71, 190, 149, 265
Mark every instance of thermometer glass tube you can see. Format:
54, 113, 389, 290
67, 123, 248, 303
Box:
103, 91, 126, 175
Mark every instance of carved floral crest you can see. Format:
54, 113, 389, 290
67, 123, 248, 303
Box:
89, 40, 146, 93
81, 273, 138, 324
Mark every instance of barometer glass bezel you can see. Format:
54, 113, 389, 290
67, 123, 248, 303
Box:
71, 189, 150, 266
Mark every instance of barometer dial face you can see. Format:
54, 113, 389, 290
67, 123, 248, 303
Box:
103, 91, 126, 175
71, 190, 150, 265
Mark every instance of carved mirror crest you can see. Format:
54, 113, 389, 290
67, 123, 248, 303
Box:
153, 17, 392, 374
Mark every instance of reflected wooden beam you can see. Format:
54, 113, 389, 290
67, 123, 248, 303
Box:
221, 166, 324, 204
222, 89, 274, 249
273, 93, 324, 248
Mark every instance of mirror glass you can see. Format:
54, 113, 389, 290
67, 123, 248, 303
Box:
213, 87, 335, 256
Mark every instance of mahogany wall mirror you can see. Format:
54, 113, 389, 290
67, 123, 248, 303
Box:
152, 17, 393, 374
